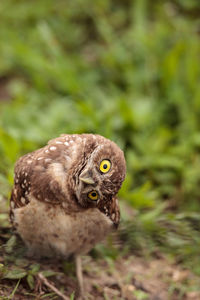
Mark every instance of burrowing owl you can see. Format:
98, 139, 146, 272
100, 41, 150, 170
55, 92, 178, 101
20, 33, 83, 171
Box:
10, 134, 126, 295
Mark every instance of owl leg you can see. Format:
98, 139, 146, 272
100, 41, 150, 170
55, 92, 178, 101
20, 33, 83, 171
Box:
75, 255, 84, 298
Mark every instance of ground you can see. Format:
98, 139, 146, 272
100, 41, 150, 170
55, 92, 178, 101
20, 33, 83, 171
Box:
1, 251, 200, 300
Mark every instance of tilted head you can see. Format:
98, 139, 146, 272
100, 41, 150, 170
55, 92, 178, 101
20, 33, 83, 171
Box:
71, 134, 126, 209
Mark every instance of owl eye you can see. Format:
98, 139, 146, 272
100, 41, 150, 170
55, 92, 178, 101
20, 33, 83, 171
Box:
99, 159, 111, 173
88, 190, 98, 201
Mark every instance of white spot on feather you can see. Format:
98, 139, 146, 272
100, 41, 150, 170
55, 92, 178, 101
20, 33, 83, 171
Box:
62, 202, 68, 209
21, 197, 26, 205
48, 163, 66, 193
27, 160, 32, 164
50, 146, 56, 151
45, 158, 52, 163
64, 142, 69, 146
65, 155, 71, 163
37, 157, 43, 160
55, 141, 63, 144
10, 201, 15, 208
45, 149, 49, 153
111, 213, 115, 220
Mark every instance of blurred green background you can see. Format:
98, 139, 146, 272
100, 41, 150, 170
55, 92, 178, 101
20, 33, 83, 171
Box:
0, 0, 200, 274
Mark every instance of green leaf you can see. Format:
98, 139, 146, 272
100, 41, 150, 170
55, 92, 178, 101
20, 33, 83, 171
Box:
4, 268, 27, 279
27, 274, 35, 290
70, 292, 75, 300
29, 264, 40, 274
41, 270, 59, 277
5, 235, 17, 254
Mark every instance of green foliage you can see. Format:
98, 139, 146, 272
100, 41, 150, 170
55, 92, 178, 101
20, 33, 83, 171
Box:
0, 0, 200, 274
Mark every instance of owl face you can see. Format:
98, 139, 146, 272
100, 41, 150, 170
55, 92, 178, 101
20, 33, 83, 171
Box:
74, 137, 126, 208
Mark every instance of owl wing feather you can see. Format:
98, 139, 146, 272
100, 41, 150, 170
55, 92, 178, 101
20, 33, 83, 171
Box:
10, 136, 75, 223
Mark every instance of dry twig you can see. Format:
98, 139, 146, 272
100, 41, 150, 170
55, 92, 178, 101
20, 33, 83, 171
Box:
38, 272, 70, 300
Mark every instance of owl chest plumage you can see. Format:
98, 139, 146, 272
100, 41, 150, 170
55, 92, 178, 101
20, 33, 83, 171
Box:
13, 196, 113, 257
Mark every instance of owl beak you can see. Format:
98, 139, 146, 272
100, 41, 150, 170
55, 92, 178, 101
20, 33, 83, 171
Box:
80, 176, 95, 185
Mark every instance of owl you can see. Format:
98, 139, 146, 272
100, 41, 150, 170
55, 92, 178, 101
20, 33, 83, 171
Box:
10, 134, 126, 296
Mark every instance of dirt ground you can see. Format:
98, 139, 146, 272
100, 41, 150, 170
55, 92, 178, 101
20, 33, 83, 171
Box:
0, 249, 200, 300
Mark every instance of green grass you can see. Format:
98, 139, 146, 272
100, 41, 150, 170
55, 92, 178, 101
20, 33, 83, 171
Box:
0, 0, 200, 277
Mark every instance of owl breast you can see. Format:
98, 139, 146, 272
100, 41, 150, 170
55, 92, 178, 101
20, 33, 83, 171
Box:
13, 196, 113, 257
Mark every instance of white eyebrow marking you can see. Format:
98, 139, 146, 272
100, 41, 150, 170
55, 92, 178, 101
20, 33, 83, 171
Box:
50, 146, 56, 151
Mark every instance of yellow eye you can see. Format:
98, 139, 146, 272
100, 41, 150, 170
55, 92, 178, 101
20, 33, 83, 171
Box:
88, 191, 98, 201
99, 159, 111, 173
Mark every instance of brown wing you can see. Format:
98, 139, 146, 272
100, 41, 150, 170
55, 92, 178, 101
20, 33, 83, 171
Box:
10, 135, 76, 225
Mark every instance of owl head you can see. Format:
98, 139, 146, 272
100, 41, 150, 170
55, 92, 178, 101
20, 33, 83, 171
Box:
73, 135, 126, 209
